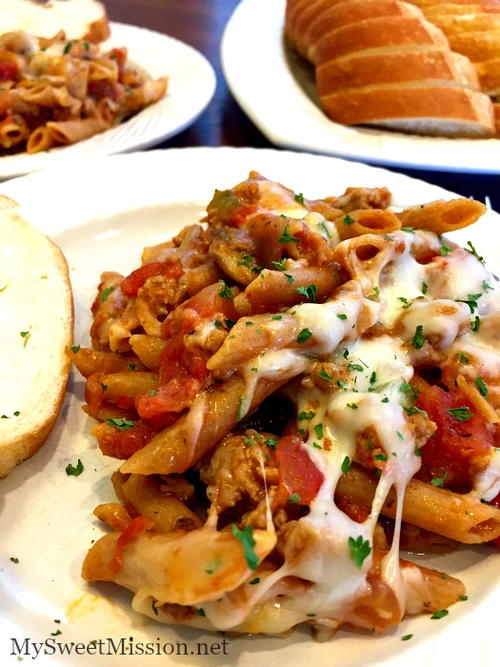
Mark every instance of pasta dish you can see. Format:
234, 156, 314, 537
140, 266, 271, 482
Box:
74, 172, 500, 638
0, 30, 167, 154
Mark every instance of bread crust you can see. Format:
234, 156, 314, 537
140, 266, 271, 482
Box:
0, 197, 73, 477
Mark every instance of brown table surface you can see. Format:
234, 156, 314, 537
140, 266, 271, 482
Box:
105, 0, 500, 211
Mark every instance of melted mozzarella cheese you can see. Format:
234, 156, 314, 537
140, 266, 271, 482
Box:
475, 449, 500, 502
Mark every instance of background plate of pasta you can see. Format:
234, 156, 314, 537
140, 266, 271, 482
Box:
0, 23, 215, 179
0, 147, 498, 666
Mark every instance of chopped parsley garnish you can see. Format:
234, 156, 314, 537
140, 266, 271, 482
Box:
447, 406, 472, 422
149, 389, 159, 397
306, 613, 316, 617
337, 313, 347, 320
70, 345, 80, 353
481, 280, 493, 291
231, 524, 259, 570
196, 608, 206, 616
465, 241, 484, 264
127, 363, 137, 371
20, 331, 29, 338
285, 273, 294, 283
214, 319, 223, 329
312, 442, 322, 449
397, 431, 404, 440
50, 630, 62, 637
101, 286, 115, 303
401, 226, 415, 233
294, 192, 304, 205
313, 423, 323, 439
342, 348, 349, 359
348, 363, 364, 372
471, 315, 481, 332
249, 577, 260, 585
341, 456, 351, 473
455, 292, 482, 313
271, 314, 283, 320
245, 321, 254, 326
367, 285, 380, 300
411, 325, 425, 349
236, 396, 246, 420
343, 214, 355, 225
404, 406, 428, 418
421, 282, 428, 294
346, 403, 358, 410
297, 328, 312, 344
369, 371, 377, 384
264, 438, 277, 448
401, 634, 413, 641
319, 368, 333, 382
431, 472, 447, 487
10, 557, 19, 563
439, 243, 452, 256
65, 459, 84, 476
381, 397, 389, 403
348, 536, 371, 569
237, 254, 256, 268
374, 453, 388, 461
475, 377, 488, 397
383, 234, 394, 241
415, 447, 422, 457
63, 40, 74, 54
298, 410, 315, 421
457, 352, 470, 364
104, 418, 136, 430
430, 609, 449, 620
318, 221, 331, 238
278, 225, 300, 244
459, 595, 468, 601
100, 383, 108, 392
225, 318, 236, 329
337, 379, 347, 389
287, 493, 301, 504
218, 280, 233, 300
271, 259, 288, 271
296, 284, 318, 302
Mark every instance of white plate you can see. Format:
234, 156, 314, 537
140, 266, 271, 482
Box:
0, 23, 216, 180
0, 147, 498, 667
222, 0, 500, 174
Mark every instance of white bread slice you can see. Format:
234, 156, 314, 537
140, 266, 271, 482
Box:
431, 12, 500, 32
313, 15, 450, 65
320, 84, 495, 136
474, 57, 500, 93
0, 196, 73, 477
286, 0, 354, 50
493, 101, 500, 133
302, 0, 424, 61
424, 4, 500, 15
406, 0, 500, 7
316, 49, 480, 95
0, 0, 109, 42
448, 30, 500, 60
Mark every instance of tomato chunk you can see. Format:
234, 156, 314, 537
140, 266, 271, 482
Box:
0, 62, 18, 81
120, 259, 183, 297
416, 385, 493, 491
93, 421, 156, 459
275, 435, 324, 506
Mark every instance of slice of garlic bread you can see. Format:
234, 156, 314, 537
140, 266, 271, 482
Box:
0, 196, 73, 477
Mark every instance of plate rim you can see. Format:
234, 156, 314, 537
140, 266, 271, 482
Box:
0, 146, 498, 667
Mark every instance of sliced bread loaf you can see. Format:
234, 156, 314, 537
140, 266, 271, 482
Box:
320, 83, 495, 135
316, 49, 479, 95
313, 15, 450, 65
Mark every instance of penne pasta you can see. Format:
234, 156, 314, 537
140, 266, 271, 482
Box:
74, 172, 499, 640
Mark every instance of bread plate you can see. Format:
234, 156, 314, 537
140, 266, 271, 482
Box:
0, 147, 497, 666
221, 0, 500, 174
0, 23, 216, 180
